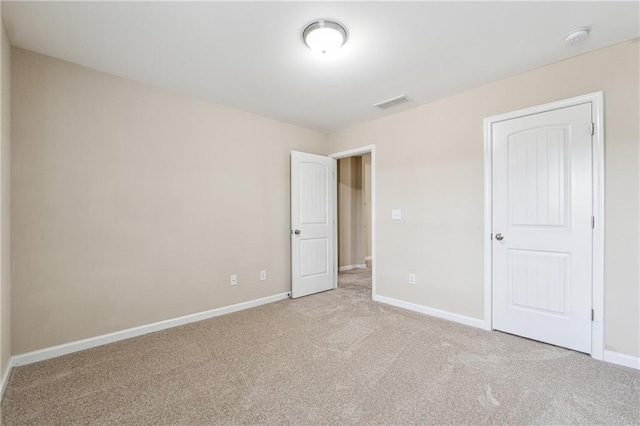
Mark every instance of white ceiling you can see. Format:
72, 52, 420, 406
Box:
3, 1, 639, 133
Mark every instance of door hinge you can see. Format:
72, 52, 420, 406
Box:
590, 122, 595, 136
591, 216, 595, 229
591, 309, 595, 321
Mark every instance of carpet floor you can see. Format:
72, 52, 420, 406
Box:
2, 267, 638, 425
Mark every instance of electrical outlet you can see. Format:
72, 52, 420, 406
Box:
230, 274, 237, 286
409, 273, 416, 285
260, 270, 267, 281
392, 209, 402, 220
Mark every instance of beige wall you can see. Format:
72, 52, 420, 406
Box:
328, 40, 640, 358
338, 157, 364, 267
8, 40, 640, 359
11, 48, 326, 354
0, 15, 11, 385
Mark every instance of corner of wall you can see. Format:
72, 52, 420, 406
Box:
0, 12, 12, 402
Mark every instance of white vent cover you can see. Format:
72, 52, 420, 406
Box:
373, 95, 411, 110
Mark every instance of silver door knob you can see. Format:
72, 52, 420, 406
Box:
495, 233, 504, 241
294, 229, 301, 235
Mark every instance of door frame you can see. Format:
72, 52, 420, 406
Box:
483, 92, 604, 360
329, 145, 376, 299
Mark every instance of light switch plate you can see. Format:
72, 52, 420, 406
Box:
392, 209, 402, 220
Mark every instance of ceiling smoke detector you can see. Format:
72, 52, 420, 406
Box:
564, 27, 590, 45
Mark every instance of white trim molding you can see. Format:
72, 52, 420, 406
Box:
329, 145, 377, 300
338, 264, 367, 272
374, 295, 485, 329
604, 351, 640, 370
11, 292, 290, 368
1, 357, 14, 399
483, 92, 605, 360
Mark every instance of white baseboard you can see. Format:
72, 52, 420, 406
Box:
11, 292, 290, 368
373, 295, 485, 329
338, 264, 367, 272
365, 256, 372, 261
1, 356, 14, 399
604, 350, 640, 370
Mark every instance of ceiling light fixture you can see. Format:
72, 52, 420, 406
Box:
302, 20, 348, 54
564, 27, 590, 45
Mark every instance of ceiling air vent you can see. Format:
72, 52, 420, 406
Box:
373, 95, 411, 110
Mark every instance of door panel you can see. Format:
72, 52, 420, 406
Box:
299, 162, 328, 225
509, 249, 569, 316
300, 238, 329, 278
492, 103, 592, 354
508, 126, 568, 227
291, 151, 336, 298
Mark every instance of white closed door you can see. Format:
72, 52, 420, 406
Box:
492, 103, 593, 353
291, 151, 336, 298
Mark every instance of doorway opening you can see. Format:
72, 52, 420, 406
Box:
336, 154, 372, 293
330, 145, 376, 298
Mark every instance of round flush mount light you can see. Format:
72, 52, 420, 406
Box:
564, 27, 590, 45
302, 20, 348, 54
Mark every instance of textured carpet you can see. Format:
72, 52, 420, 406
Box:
2, 267, 639, 425
337, 266, 372, 290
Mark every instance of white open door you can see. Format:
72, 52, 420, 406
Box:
491, 103, 593, 354
291, 151, 336, 298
